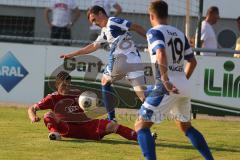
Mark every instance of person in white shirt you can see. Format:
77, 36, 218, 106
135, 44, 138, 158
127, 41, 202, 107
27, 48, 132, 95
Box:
44, 0, 80, 45
200, 6, 219, 56
135, 1, 214, 159
89, 0, 122, 41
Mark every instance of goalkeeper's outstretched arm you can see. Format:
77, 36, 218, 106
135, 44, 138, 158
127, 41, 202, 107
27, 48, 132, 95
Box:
28, 105, 41, 123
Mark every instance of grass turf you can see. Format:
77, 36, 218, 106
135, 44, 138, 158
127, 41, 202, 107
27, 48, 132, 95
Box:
0, 107, 239, 160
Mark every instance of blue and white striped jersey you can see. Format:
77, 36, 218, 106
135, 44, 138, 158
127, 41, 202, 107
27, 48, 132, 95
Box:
94, 17, 138, 55
147, 24, 194, 97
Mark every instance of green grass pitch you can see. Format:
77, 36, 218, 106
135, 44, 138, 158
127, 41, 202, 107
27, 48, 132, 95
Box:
0, 106, 239, 160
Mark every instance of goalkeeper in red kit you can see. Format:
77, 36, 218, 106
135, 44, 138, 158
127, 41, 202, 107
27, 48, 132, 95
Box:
27, 71, 138, 141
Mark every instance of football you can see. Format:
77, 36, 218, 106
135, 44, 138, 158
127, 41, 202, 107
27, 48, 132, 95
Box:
78, 91, 98, 111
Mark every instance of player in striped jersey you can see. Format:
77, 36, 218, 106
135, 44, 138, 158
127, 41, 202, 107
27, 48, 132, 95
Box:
60, 5, 146, 121
134, 1, 214, 160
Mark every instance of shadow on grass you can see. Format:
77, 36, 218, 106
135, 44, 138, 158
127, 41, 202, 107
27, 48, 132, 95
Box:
60, 138, 240, 153
157, 141, 240, 153
60, 138, 139, 145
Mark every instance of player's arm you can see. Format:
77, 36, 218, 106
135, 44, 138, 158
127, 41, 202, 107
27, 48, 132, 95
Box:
28, 105, 41, 123
129, 23, 147, 39
44, 8, 52, 29
60, 43, 101, 59
28, 95, 54, 123
184, 36, 197, 79
156, 49, 179, 94
185, 57, 197, 79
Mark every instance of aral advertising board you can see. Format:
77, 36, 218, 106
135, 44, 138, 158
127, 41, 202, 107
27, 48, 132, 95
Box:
0, 43, 45, 103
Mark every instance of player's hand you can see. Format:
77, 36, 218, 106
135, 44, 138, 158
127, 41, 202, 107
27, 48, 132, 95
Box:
60, 54, 73, 59
30, 116, 41, 123
163, 81, 179, 94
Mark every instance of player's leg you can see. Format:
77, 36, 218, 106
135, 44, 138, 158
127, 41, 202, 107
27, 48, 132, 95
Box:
101, 56, 128, 121
70, 119, 136, 141
135, 117, 155, 160
104, 121, 137, 141
101, 75, 116, 121
175, 121, 214, 160
173, 98, 214, 160
129, 75, 146, 102
135, 83, 175, 160
43, 111, 59, 133
43, 111, 69, 140
135, 89, 166, 160
125, 52, 146, 102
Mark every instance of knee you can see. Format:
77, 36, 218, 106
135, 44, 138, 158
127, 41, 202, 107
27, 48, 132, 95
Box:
101, 77, 111, 86
134, 118, 152, 133
175, 121, 192, 133
139, 96, 145, 102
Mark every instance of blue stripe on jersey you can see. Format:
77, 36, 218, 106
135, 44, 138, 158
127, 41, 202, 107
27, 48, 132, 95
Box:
184, 53, 194, 60
152, 44, 165, 55
126, 21, 131, 28
145, 93, 164, 106
109, 25, 126, 38
147, 29, 165, 44
184, 36, 191, 50
110, 17, 125, 24
145, 83, 168, 106
110, 17, 132, 29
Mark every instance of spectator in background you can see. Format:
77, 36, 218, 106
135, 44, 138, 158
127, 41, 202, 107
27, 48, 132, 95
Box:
234, 16, 240, 58
89, 0, 122, 41
200, 6, 219, 56
44, 0, 80, 46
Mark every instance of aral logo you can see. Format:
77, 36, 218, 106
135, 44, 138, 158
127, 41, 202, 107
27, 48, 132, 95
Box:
204, 61, 240, 98
0, 51, 29, 92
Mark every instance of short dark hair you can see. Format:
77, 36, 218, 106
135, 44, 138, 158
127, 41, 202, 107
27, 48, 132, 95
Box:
87, 5, 107, 19
55, 71, 71, 88
237, 16, 240, 22
207, 6, 219, 16
149, 0, 168, 19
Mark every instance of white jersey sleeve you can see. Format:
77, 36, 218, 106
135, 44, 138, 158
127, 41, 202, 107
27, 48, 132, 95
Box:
94, 29, 108, 46
147, 29, 165, 55
109, 17, 132, 32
